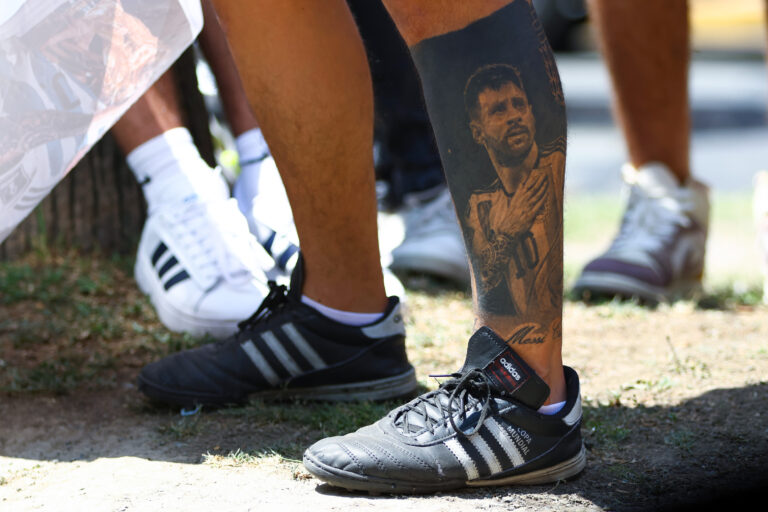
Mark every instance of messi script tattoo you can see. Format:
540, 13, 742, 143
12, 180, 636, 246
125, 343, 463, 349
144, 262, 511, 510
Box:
411, 1, 565, 344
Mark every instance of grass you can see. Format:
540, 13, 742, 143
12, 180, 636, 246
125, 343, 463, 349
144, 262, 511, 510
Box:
563, 192, 764, 291
1, 191, 765, 485
0, 251, 211, 394
0, 192, 763, 396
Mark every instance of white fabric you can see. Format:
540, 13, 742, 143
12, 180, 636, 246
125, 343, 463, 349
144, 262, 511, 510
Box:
301, 295, 384, 326
234, 128, 269, 200
0, 0, 202, 244
537, 400, 566, 415
236, 128, 269, 164
126, 128, 227, 214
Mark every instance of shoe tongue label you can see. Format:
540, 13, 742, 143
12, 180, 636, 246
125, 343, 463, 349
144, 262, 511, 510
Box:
484, 346, 533, 396
462, 327, 550, 409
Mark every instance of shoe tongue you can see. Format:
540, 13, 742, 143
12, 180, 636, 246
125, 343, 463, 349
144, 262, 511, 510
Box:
460, 327, 550, 410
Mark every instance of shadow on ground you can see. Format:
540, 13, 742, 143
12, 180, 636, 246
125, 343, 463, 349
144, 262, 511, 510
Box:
2, 382, 766, 511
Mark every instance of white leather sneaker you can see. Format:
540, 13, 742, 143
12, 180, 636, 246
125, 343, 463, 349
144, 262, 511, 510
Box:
135, 189, 272, 339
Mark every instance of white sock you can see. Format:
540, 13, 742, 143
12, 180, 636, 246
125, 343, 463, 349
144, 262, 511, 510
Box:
234, 128, 270, 204
538, 401, 566, 415
301, 295, 384, 326
126, 127, 226, 214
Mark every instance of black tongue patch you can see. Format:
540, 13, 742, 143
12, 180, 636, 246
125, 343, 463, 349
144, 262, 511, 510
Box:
461, 327, 550, 410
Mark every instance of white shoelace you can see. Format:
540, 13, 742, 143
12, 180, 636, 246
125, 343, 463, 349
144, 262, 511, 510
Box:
164, 198, 268, 287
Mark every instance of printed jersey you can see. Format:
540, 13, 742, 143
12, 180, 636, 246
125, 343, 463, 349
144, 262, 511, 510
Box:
465, 137, 565, 316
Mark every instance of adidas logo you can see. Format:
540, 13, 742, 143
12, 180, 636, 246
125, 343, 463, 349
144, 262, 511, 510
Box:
500, 357, 521, 380
239, 323, 327, 386
443, 417, 528, 480
150, 242, 191, 291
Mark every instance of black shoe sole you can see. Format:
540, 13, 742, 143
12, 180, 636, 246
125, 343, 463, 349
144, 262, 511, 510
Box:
303, 444, 586, 494
137, 368, 419, 408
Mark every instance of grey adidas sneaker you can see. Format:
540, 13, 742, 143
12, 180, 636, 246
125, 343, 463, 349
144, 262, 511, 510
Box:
303, 327, 585, 494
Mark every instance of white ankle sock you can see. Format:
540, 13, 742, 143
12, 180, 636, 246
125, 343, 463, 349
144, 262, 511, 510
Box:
234, 128, 270, 203
301, 295, 384, 326
538, 401, 566, 415
126, 127, 226, 214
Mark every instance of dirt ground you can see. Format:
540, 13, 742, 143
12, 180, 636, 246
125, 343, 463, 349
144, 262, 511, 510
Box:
2, 275, 767, 512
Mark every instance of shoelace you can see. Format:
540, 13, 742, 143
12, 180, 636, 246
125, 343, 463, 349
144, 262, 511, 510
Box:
165, 199, 266, 287
609, 187, 694, 254
235, 281, 289, 335
395, 368, 492, 438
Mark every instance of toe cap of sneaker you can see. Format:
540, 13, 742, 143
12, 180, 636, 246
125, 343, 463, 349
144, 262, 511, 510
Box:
582, 256, 669, 286
137, 343, 253, 405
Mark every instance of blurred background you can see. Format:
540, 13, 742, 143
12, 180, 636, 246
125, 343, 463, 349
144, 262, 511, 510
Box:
534, 0, 768, 291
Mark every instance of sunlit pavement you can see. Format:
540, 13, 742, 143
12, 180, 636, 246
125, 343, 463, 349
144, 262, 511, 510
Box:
559, 53, 768, 194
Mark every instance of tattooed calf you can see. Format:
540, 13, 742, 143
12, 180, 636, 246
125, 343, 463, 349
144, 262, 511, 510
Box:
463, 64, 565, 317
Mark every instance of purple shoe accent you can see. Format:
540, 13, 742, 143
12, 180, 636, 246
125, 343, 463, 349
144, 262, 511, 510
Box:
583, 257, 670, 287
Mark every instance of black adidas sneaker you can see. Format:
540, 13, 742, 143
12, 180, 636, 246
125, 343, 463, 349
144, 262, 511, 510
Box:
303, 327, 585, 493
137, 258, 418, 407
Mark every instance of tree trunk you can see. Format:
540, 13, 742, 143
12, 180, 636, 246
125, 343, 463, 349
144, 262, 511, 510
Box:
0, 47, 213, 260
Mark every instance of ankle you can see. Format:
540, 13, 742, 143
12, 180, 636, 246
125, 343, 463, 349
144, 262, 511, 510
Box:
529, 362, 566, 405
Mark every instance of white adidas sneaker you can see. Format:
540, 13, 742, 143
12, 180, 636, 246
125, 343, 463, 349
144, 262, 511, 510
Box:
135, 188, 272, 339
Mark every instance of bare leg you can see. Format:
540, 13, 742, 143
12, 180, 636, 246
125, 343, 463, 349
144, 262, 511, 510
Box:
197, 0, 257, 137
303, 3, 585, 491
212, 0, 386, 314
383, 0, 566, 403
588, 0, 691, 183
111, 71, 182, 154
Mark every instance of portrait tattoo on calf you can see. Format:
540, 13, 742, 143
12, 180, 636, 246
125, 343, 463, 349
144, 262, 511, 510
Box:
410, 0, 565, 345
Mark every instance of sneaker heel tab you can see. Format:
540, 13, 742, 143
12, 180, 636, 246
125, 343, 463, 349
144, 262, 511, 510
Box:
360, 298, 406, 339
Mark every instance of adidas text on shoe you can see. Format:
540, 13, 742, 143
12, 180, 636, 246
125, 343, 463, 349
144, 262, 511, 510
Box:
137, 259, 418, 407
573, 163, 709, 304
303, 327, 585, 494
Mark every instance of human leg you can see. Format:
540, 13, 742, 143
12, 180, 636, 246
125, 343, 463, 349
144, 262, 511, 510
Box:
197, 0, 299, 272
304, 0, 585, 492
211, 0, 385, 313
345, 0, 469, 286
573, 0, 709, 304
588, 0, 691, 182
136, 0, 418, 406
